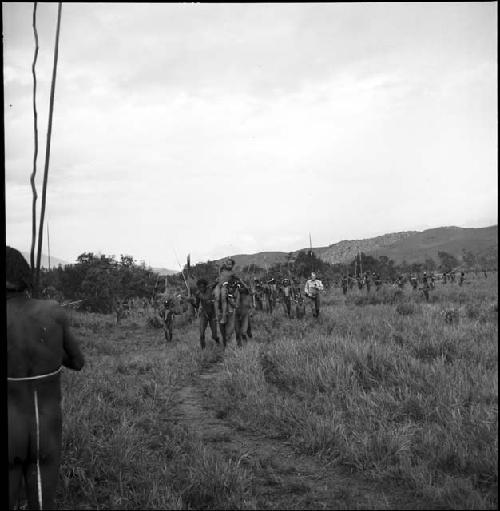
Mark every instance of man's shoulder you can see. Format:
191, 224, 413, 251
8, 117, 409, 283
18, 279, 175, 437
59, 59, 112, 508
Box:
10, 298, 67, 323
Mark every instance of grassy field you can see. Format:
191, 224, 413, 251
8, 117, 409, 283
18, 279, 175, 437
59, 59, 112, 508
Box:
56, 274, 497, 509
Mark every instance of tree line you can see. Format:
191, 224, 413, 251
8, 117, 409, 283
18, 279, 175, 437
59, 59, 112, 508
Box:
39, 247, 496, 313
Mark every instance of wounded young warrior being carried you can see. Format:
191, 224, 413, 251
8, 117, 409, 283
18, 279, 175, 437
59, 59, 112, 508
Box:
214, 258, 237, 347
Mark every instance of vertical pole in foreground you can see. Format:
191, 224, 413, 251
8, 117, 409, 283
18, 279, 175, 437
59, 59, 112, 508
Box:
30, 1, 40, 287
35, 2, 62, 295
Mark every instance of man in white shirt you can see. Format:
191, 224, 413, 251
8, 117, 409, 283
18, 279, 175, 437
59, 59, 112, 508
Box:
304, 272, 324, 318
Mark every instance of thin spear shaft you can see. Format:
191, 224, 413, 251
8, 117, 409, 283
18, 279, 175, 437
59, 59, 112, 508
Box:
47, 220, 51, 271
309, 232, 314, 274
30, 1, 39, 281
35, 2, 62, 295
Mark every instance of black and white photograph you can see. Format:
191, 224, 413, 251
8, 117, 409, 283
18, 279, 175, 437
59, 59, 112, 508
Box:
4, 2, 497, 509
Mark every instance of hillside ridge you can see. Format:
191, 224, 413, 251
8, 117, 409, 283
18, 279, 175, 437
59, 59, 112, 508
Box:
222, 225, 497, 269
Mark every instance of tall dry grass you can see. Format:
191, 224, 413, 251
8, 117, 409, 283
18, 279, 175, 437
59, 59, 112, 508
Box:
209, 275, 498, 509
55, 274, 497, 509
57, 310, 256, 509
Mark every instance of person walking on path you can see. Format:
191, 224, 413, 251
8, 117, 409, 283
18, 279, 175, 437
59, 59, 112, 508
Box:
281, 277, 294, 317
341, 275, 349, 295
191, 278, 220, 349
235, 279, 253, 346
365, 272, 372, 293
421, 272, 430, 301
304, 272, 324, 318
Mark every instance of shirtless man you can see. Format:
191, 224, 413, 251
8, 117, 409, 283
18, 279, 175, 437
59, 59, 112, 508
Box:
192, 279, 220, 349
281, 278, 293, 317
235, 279, 253, 346
7, 246, 85, 510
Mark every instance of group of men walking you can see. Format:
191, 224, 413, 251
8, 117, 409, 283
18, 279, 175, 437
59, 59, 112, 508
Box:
341, 272, 384, 295
338, 269, 468, 301
157, 257, 478, 347
159, 259, 325, 349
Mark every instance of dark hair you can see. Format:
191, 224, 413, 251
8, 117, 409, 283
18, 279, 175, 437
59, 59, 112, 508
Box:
6, 246, 32, 291
196, 278, 208, 287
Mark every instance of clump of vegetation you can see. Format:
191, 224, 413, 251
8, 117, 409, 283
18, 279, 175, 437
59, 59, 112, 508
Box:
346, 287, 405, 306
146, 313, 163, 329
395, 302, 416, 315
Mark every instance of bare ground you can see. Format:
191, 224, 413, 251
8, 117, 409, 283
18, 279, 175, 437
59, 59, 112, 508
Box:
172, 356, 428, 510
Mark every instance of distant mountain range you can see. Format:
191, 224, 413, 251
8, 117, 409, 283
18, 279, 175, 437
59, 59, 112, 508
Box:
151, 267, 178, 276
220, 225, 498, 269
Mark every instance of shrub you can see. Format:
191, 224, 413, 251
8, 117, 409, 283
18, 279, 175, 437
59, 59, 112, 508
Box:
396, 302, 415, 316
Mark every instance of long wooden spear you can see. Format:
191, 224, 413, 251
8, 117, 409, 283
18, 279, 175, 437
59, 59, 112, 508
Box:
309, 232, 314, 274
34, 2, 62, 295
172, 248, 189, 293
29, 1, 40, 285
47, 219, 51, 271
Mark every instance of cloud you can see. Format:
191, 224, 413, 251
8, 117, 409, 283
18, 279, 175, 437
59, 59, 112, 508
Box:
3, 2, 497, 269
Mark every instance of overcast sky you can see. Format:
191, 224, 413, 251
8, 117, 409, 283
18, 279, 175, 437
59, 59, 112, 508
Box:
3, 2, 497, 269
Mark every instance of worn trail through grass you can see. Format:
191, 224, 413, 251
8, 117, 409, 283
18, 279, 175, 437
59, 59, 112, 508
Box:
172, 353, 422, 510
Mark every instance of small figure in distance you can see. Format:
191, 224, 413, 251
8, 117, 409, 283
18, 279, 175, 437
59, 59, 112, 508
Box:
160, 298, 175, 342
341, 274, 349, 295
364, 272, 372, 293
421, 271, 430, 301
7, 246, 85, 510
410, 274, 418, 291
295, 290, 306, 319
218, 274, 239, 347
430, 273, 436, 289
267, 278, 277, 314
348, 273, 355, 290
459, 271, 465, 287
397, 274, 405, 289
235, 279, 253, 346
281, 277, 293, 317
252, 277, 263, 311
357, 275, 364, 290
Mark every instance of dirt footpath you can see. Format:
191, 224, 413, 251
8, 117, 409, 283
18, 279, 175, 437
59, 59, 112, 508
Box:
172, 360, 424, 510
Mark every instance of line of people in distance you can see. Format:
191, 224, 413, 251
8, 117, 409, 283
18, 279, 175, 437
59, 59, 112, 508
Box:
338, 270, 468, 300
159, 259, 324, 349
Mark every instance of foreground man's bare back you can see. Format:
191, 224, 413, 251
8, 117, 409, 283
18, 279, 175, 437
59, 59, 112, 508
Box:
8, 295, 84, 510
